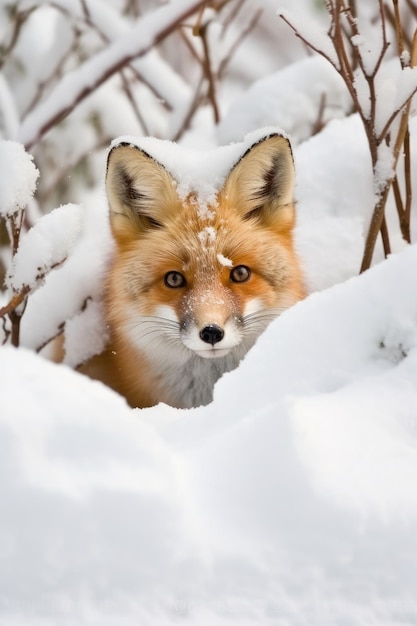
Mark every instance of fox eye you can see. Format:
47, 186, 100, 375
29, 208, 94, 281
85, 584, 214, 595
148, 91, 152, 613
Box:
164, 271, 186, 288
230, 265, 251, 283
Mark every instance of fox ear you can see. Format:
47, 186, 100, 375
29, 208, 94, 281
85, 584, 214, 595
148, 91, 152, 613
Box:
106, 143, 178, 237
222, 134, 295, 229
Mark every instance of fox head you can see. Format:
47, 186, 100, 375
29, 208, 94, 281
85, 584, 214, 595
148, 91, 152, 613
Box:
104, 133, 305, 367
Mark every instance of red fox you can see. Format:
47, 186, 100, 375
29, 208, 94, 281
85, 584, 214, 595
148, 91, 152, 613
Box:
81, 132, 306, 409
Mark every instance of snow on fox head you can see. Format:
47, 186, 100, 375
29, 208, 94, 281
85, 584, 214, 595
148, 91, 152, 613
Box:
105, 132, 305, 371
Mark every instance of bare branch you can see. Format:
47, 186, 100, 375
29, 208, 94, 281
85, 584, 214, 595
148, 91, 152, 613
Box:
0, 6, 35, 71
171, 76, 205, 142
198, 22, 220, 124
0, 286, 30, 320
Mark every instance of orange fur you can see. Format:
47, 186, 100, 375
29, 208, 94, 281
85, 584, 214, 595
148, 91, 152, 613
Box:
80, 134, 306, 409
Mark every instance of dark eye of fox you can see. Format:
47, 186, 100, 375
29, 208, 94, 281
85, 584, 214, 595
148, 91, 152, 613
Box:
230, 265, 251, 283
164, 271, 187, 288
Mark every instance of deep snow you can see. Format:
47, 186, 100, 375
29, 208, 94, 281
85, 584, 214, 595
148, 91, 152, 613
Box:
2, 241, 417, 625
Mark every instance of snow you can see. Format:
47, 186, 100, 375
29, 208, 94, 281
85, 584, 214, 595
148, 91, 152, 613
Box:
217, 56, 351, 145
0, 75, 19, 140
277, 8, 340, 69
2, 2, 417, 624
374, 63, 417, 139
0, 140, 39, 215
7, 203, 83, 292
63, 298, 109, 368
19, 191, 113, 356
374, 141, 395, 196
217, 253, 233, 268
2, 242, 417, 624
112, 126, 291, 206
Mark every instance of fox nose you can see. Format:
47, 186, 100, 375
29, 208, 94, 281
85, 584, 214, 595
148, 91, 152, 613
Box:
199, 324, 224, 345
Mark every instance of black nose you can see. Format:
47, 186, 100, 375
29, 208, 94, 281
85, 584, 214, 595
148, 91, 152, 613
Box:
199, 324, 224, 345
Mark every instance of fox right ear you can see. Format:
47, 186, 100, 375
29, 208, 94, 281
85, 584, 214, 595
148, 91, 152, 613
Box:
106, 143, 179, 238
222, 134, 295, 230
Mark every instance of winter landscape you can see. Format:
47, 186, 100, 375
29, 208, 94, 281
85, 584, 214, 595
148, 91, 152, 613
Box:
1, 0, 417, 624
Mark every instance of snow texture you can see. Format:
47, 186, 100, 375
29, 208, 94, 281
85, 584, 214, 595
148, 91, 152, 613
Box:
0, 140, 39, 215
277, 8, 340, 68
113, 126, 290, 207
19, 191, 113, 358
218, 56, 351, 145
7, 203, 83, 291
1, 243, 417, 624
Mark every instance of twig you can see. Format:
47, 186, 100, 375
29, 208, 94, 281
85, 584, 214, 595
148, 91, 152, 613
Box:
198, 22, 220, 124
0, 286, 30, 319
79, 0, 91, 20
171, 76, 205, 141
0, 257, 68, 346
221, 0, 246, 34
360, 103, 411, 271
403, 128, 412, 242
311, 93, 328, 136
218, 8, 262, 80
51, 2, 175, 109
120, 70, 150, 135
1, 315, 10, 345
21, 28, 79, 120
8, 210, 24, 256
380, 215, 391, 257
0, 7, 35, 71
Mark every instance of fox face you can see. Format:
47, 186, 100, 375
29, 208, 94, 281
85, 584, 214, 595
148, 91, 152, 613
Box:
102, 133, 305, 408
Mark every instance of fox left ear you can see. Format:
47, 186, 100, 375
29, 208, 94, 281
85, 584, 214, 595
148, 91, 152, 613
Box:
222, 134, 295, 229
105, 143, 179, 239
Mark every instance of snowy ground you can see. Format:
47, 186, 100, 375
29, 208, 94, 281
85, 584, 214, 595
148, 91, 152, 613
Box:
1, 4, 417, 623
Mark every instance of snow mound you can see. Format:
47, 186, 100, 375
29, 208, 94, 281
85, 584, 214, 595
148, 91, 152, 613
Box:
1, 243, 417, 624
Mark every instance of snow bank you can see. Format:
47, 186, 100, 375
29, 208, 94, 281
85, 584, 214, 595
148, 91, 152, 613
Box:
1, 242, 417, 625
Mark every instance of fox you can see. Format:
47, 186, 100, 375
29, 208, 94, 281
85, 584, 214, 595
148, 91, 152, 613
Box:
80, 132, 306, 409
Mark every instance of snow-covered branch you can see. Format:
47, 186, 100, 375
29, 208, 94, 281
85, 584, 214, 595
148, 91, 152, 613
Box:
18, 0, 208, 149
278, 0, 417, 272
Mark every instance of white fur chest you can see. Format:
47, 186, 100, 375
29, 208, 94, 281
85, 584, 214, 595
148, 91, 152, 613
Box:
150, 350, 242, 409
